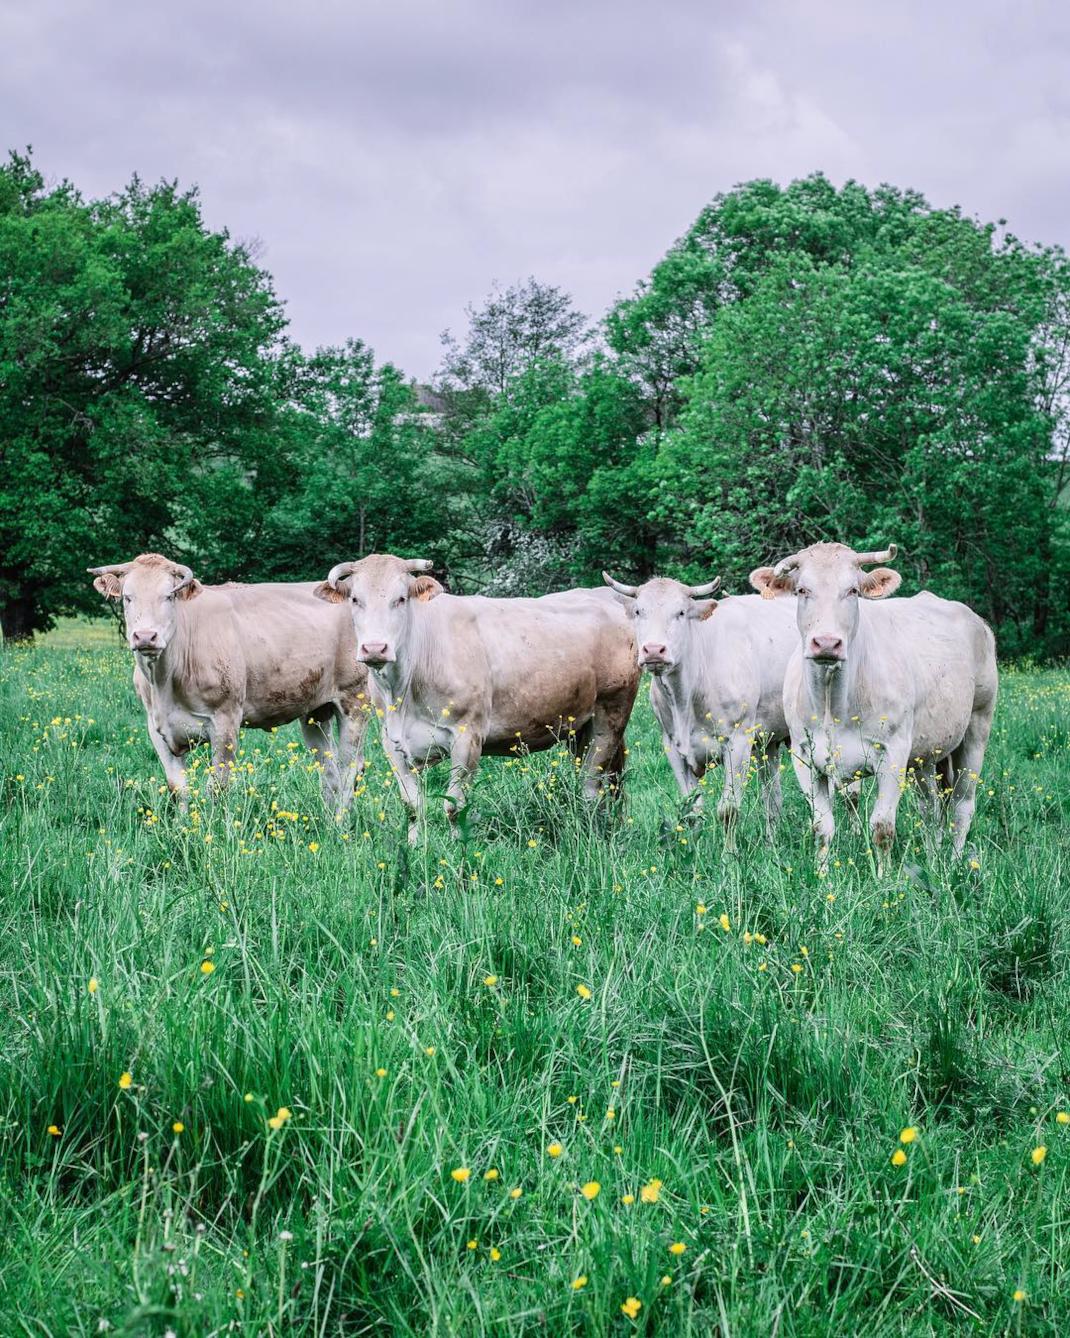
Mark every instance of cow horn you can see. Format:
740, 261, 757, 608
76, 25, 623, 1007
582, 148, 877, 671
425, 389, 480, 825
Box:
169, 562, 195, 594
772, 555, 800, 578
87, 561, 137, 577
405, 558, 434, 573
326, 560, 357, 587
687, 577, 721, 598
855, 544, 898, 566
602, 571, 638, 597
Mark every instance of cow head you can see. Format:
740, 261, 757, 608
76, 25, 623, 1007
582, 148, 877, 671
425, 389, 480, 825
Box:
314, 553, 442, 667
87, 553, 202, 655
603, 571, 720, 673
749, 543, 901, 664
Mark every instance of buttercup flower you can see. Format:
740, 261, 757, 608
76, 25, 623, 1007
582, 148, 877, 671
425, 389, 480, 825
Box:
580, 1180, 601, 1200
452, 1167, 471, 1182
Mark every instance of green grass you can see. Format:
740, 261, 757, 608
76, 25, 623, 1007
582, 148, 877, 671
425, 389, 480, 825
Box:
0, 633, 1068, 1336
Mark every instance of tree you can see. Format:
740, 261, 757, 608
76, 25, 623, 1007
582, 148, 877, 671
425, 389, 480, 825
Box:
0, 151, 285, 638
259, 340, 441, 578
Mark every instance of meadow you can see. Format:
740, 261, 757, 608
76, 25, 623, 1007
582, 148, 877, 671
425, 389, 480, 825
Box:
0, 628, 1067, 1336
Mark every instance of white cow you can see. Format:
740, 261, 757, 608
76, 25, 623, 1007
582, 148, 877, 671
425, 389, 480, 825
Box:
89, 553, 369, 811
313, 553, 640, 842
603, 572, 799, 839
750, 542, 998, 867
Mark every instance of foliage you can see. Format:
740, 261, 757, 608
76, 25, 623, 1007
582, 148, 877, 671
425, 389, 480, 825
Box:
1, 640, 1068, 1332
0, 151, 286, 638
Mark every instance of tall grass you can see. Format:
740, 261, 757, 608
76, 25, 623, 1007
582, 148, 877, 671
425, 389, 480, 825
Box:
0, 640, 1067, 1335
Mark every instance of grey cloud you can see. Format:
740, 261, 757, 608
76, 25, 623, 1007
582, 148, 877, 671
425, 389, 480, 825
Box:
2, 0, 1068, 376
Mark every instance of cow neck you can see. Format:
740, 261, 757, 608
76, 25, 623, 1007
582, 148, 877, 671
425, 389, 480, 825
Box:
368, 604, 433, 710
800, 623, 864, 729
135, 609, 192, 695
654, 621, 705, 737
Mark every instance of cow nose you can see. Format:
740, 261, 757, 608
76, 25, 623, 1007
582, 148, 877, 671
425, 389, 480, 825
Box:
131, 629, 159, 649
640, 642, 669, 663
360, 641, 389, 661
809, 634, 844, 659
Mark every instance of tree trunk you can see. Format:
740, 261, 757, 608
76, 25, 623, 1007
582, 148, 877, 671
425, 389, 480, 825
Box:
1, 593, 38, 643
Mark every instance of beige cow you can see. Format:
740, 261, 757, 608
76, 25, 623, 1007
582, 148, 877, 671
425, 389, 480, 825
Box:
89, 553, 369, 811
750, 542, 998, 867
313, 553, 640, 841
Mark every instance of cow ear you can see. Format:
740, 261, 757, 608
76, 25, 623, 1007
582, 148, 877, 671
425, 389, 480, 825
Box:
176, 579, 203, 601
314, 580, 347, 604
93, 573, 122, 600
411, 575, 442, 602
690, 598, 718, 621
749, 566, 794, 599
860, 567, 901, 600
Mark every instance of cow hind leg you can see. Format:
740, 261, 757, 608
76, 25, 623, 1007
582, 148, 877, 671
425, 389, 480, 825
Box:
301, 713, 342, 812
759, 738, 784, 837
578, 703, 628, 803
949, 709, 994, 857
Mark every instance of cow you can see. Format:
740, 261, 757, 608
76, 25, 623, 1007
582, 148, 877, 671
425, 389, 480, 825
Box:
749, 542, 998, 868
88, 553, 370, 813
602, 572, 799, 842
312, 553, 640, 842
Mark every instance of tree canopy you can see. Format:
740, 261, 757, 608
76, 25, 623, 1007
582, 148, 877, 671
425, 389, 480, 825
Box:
1, 155, 1067, 655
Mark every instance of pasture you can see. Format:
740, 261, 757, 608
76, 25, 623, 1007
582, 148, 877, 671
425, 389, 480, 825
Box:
0, 631, 1067, 1336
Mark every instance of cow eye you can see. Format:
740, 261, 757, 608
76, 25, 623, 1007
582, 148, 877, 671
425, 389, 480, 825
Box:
351, 597, 363, 608
676, 609, 685, 618
797, 587, 811, 598
392, 596, 406, 608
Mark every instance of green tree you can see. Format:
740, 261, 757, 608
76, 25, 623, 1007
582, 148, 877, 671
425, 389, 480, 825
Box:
0, 151, 285, 638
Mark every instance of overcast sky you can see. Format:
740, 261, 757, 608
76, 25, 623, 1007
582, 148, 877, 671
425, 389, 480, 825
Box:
3, 0, 1068, 378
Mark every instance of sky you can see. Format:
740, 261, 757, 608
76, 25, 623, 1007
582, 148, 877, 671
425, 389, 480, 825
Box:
3, 0, 1068, 379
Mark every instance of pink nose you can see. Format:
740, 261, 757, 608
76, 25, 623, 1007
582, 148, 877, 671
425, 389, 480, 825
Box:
360, 641, 389, 661
809, 634, 844, 659
640, 642, 669, 661
131, 629, 159, 650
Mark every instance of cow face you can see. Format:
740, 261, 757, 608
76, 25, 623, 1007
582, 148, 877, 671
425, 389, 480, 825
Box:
88, 554, 202, 656
315, 554, 441, 667
623, 578, 717, 672
750, 543, 901, 664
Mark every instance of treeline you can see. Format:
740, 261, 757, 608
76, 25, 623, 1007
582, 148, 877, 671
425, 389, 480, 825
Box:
2, 152, 1068, 655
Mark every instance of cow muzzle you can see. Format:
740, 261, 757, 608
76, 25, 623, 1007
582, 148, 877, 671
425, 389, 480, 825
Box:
131, 628, 163, 654
807, 634, 845, 663
358, 641, 394, 666
639, 642, 673, 671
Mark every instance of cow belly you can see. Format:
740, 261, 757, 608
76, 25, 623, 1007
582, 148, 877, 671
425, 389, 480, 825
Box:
155, 706, 209, 752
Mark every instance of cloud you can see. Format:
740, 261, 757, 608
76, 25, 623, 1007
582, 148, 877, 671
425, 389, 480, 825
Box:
2, 0, 1067, 376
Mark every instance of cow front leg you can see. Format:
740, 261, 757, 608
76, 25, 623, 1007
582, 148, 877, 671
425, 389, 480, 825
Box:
331, 702, 369, 817
147, 718, 189, 808
208, 709, 242, 793
380, 731, 425, 844
795, 751, 834, 874
444, 731, 483, 837
300, 714, 342, 813
718, 731, 754, 853
870, 756, 909, 873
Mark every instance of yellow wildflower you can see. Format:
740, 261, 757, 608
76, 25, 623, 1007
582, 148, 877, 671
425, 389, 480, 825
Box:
489, 1247, 501, 1261
719, 913, 731, 932
899, 1126, 917, 1144
47, 1124, 61, 1136
890, 1149, 907, 1167
576, 983, 592, 1000
451, 1167, 471, 1182
571, 1275, 588, 1290
621, 1297, 642, 1319
483, 975, 498, 987
118, 1072, 133, 1090
88, 978, 99, 994
580, 1180, 600, 1200
172, 1121, 184, 1134
484, 1168, 499, 1181
669, 1241, 686, 1255
547, 1142, 563, 1158
1031, 1145, 1047, 1166
200, 960, 215, 975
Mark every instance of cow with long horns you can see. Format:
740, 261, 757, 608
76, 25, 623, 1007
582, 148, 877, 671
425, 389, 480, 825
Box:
750, 542, 998, 867
89, 553, 370, 811
313, 553, 639, 841
602, 571, 799, 840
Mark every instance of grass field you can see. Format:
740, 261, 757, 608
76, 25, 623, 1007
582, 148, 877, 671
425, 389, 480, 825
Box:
0, 630, 1068, 1336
